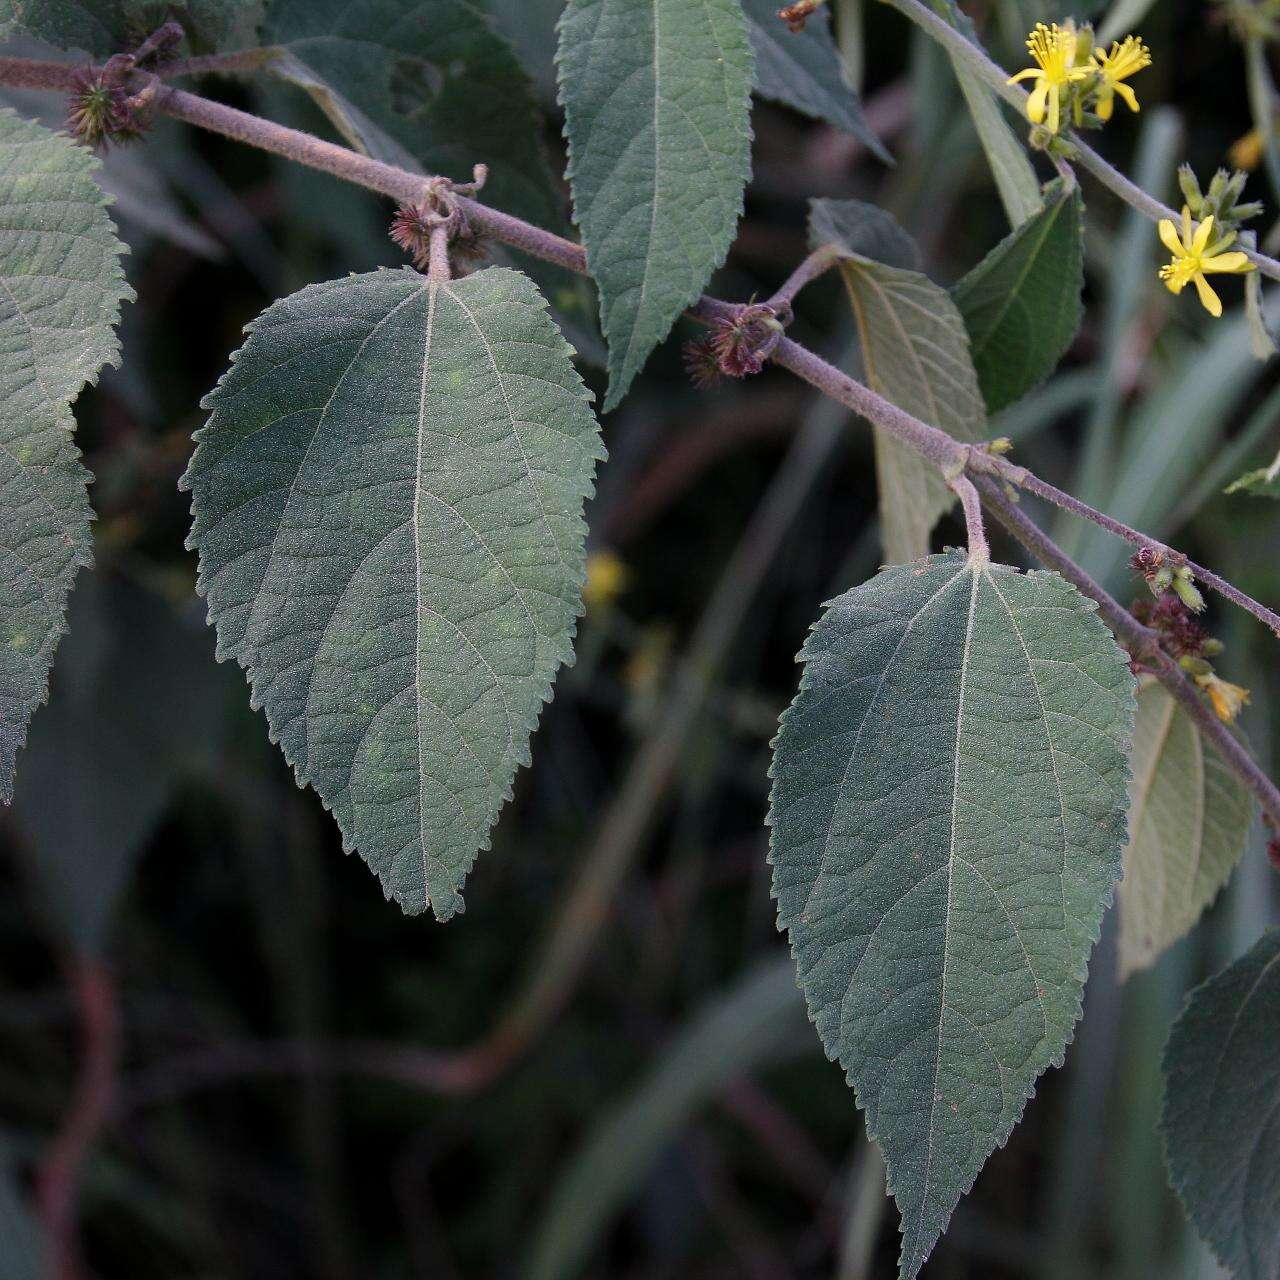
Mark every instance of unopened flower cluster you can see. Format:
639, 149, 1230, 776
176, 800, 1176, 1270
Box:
1008, 21, 1150, 139
1130, 549, 1249, 723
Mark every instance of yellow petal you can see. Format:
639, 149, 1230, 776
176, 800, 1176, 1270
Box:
1096, 87, 1114, 121
1027, 80, 1049, 124
1181, 205, 1193, 248
1201, 251, 1255, 274
1192, 214, 1215, 255
1114, 82, 1139, 113
1008, 67, 1040, 83
1046, 85, 1060, 134
1158, 219, 1184, 257
1193, 273, 1223, 317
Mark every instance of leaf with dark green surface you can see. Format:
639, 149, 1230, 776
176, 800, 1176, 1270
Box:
815, 210, 985, 563
769, 551, 1135, 1280
0, 108, 130, 803
558, 0, 754, 410
739, 0, 890, 161
11, 573, 236, 956
1117, 681, 1253, 980
183, 266, 604, 920
808, 197, 920, 272
262, 0, 599, 356
1162, 928, 1280, 1280
0, 0, 258, 54
953, 179, 1084, 414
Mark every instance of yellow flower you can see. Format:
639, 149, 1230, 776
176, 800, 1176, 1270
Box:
1008, 23, 1092, 134
1157, 208, 1256, 317
582, 549, 631, 610
1089, 35, 1151, 120
1197, 673, 1251, 724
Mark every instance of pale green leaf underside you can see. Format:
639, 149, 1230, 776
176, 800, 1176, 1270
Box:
739, 0, 891, 161
833, 255, 985, 564
1162, 928, 1280, 1280
953, 179, 1084, 415
183, 266, 604, 920
808, 197, 920, 273
768, 551, 1135, 1280
558, 0, 754, 410
0, 107, 130, 802
1118, 681, 1252, 980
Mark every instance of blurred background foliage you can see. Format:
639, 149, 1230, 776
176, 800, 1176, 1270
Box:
1, 0, 1278, 1276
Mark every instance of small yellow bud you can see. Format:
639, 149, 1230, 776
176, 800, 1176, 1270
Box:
1197, 673, 1250, 724
583, 550, 631, 610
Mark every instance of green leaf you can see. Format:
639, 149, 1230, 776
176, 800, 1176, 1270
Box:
808, 196, 921, 272
818, 225, 986, 562
953, 179, 1085, 414
260, 0, 600, 360
1117, 680, 1253, 981
768, 550, 1136, 1280
262, 0, 560, 230
558, 0, 754, 410
526, 958, 809, 1280
1225, 447, 1280, 498
739, 0, 891, 162
0, 0, 257, 54
926, 0, 1040, 229
182, 266, 604, 920
0, 108, 131, 802
1162, 928, 1280, 1279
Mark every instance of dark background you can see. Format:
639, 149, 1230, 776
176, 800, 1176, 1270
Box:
1, 1, 1278, 1276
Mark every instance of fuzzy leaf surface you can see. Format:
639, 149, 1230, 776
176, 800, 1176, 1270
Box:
558, 0, 754, 409
953, 179, 1084, 414
183, 266, 604, 919
769, 551, 1135, 1279
739, 0, 890, 161
1162, 928, 1280, 1279
822, 239, 985, 563
0, 107, 130, 801
1117, 681, 1252, 980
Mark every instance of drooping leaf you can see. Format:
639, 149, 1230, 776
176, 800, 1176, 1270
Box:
261, 0, 599, 355
739, 0, 891, 161
1162, 928, 1280, 1279
558, 0, 754, 410
815, 212, 986, 562
0, 0, 258, 55
0, 107, 131, 802
1117, 680, 1253, 981
183, 266, 604, 920
769, 550, 1136, 1280
1225, 447, 1280, 499
808, 197, 921, 273
527, 958, 810, 1280
927, 0, 1041, 228
953, 178, 1085, 414
11, 573, 237, 956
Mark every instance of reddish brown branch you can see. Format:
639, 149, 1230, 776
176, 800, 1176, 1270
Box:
37, 958, 120, 1280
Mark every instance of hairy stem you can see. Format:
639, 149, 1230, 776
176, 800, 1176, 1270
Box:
949, 473, 990, 561
876, 0, 1280, 283
765, 246, 840, 313
0, 55, 1274, 849
975, 476, 1280, 829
